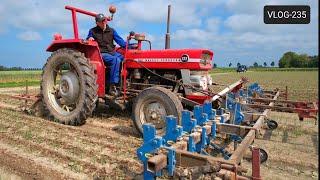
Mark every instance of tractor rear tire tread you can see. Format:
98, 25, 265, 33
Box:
41, 48, 98, 126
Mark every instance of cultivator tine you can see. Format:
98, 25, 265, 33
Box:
137, 81, 318, 179
163, 116, 183, 143
181, 110, 196, 133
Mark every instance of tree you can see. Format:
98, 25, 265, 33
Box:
213, 63, 217, 68
237, 62, 241, 67
228, 63, 232, 67
263, 62, 267, 67
0, 65, 25, 71
279, 51, 296, 68
309, 56, 319, 67
279, 52, 319, 68
253, 62, 259, 67
270, 61, 275, 67
278, 51, 311, 68
291, 54, 310, 68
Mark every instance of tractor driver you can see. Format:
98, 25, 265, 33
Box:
87, 13, 126, 96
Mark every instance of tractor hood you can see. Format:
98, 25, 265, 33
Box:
125, 49, 214, 70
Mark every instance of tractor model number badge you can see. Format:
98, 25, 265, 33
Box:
181, 54, 189, 62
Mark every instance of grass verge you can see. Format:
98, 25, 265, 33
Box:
0, 80, 40, 88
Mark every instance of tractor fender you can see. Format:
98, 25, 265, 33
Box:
46, 39, 106, 97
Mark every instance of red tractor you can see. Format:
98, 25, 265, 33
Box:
42, 5, 218, 135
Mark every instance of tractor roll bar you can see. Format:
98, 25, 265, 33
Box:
65, 6, 113, 39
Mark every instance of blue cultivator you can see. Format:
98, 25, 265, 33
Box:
136, 82, 318, 179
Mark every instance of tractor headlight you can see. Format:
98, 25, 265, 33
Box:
201, 52, 211, 65
207, 75, 213, 85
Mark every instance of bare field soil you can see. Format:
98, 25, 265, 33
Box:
0, 71, 319, 179
0, 103, 143, 179
212, 71, 319, 179
243, 111, 318, 180
210, 71, 318, 101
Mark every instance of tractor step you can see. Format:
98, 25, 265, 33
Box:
104, 95, 126, 110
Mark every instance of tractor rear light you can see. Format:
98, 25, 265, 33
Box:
53, 33, 62, 40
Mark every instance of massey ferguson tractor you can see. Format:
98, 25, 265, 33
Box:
41, 5, 243, 135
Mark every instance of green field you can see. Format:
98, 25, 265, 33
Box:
210, 71, 318, 101
0, 70, 318, 101
0, 71, 41, 88
211, 67, 318, 73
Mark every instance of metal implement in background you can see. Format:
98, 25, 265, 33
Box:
0, 80, 42, 114
244, 98, 318, 122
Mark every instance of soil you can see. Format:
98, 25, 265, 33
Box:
242, 111, 318, 180
0, 87, 318, 179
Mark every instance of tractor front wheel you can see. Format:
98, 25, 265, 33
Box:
41, 48, 98, 125
132, 87, 183, 135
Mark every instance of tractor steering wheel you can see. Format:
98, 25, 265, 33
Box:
129, 43, 139, 49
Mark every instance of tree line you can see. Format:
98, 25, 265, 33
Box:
225, 61, 275, 68
223, 51, 318, 68
0, 65, 42, 71
278, 52, 318, 68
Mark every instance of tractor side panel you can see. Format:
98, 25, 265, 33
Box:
47, 40, 106, 97
125, 49, 213, 70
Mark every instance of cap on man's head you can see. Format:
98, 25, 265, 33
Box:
95, 13, 106, 22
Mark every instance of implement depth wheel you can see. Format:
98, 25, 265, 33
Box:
267, 120, 278, 130
259, 148, 268, 163
41, 48, 98, 125
132, 87, 183, 136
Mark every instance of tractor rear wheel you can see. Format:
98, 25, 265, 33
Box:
41, 48, 98, 125
132, 87, 183, 135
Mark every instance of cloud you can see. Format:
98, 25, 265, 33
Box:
0, 0, 115, 36
225, 0, 267, 14
172, 29, 213, 42
0, 25, 6, 34
114, 0, 226, 29
0, 28, 5, 34
224, 14, 263, 32
0, 0, 211, 32
0, 5, 6, 34
0, 0, 318, 67
17, 31, 42, 41
225, 0, 317, 14
206, 17, 221, 33
145, 33, 156, 42
1, 0, 219, 36
169, 0, 318, 65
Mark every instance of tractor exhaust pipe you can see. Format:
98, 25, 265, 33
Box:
165, 5, 171, 49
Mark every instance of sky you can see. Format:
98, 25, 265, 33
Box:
0, 0, 318, 68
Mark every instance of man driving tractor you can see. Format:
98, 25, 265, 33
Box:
42, 5, 217, 134
87, 13, 126, 96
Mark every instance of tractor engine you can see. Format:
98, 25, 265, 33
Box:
128, 69, 212, 91
128, 69, 180, 89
